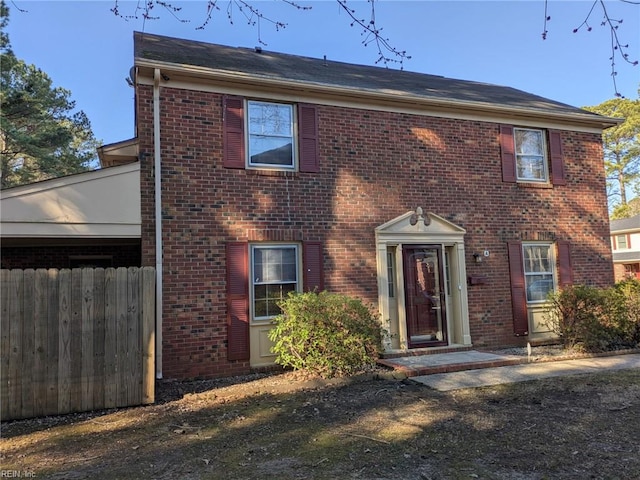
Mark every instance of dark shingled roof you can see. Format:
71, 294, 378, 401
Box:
613, 251, 640, 262
610, 214, 640, 233
133, 32, 610, 121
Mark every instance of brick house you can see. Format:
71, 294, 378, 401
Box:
131, 32, 618, 380
610, 214, 640, 281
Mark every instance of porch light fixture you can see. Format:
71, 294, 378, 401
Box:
473, 253, 483, 263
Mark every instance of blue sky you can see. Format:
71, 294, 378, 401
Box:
6, 1, 640, 146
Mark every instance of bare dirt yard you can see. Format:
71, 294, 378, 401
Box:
2, 364, 639, 480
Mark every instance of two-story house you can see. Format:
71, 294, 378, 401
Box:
610, 214, 640, 281
129, 32, 617, 380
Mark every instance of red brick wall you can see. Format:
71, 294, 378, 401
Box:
1, 243, 141, 270
138, 84, 614, 380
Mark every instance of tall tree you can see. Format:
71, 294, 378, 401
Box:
0, 1, 100, 189
585, 93, 640, 215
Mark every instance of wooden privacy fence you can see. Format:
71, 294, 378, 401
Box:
1, 267, 155, 421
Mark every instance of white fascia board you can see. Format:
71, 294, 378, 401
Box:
135, 59, 620, 132
1, 223, 141, 238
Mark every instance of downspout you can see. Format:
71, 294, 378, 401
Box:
153, 68, 163, 379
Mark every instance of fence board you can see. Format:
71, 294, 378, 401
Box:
33, 269, 49, 417
103, 268, 117, 409
116, 267, 128, 407
127, 267, 141, 405
1, 270, 11, 420
81, 268, 94, 411
46, 269, 59, 415
8, 270, 24, 419
1, 267, 155, 421
70, 269, 83, 413
22, 269, 35, 419
57, 269, 72, 415
93, 268, 106, 408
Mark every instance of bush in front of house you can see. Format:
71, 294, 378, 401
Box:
268, 291, 384, 378
545, 279, 640, 352
613, 278, 640, 345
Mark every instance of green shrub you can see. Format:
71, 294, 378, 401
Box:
268, 291, 384, 378
545, 280, 640, 352
613, 278, 640, 344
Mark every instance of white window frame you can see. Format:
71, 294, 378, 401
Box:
514, 128, 548, 183
522, 242, 556, 303
247, 100, 296, 170
250, 244, 301, 323
616, 234, 628, 249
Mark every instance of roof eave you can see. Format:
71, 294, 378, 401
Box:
135, 58, 621, 130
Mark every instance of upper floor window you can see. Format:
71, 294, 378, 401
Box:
223, 96, 319, 173
616, 234, 628, 249
523, 243, 555, 302
514, 128, 547, 182
500, 125, 565, 185
248, 101, 295, 168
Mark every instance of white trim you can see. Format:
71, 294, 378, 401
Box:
0, 162, 140, 199
246, 100, 296, 170
514, 127, 549, 183
375, 210, 471, 351
249, 243, 301, 323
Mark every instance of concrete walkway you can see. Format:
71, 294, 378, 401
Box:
379, 351, 640, 391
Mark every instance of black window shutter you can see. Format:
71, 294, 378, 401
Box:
298, 104, 319, 173
557, 240, 573, 288
223, 96, 245, 169
226, 242, 250, 361
500, 125, 516, 183
549, 130, 566, 185
303, 241, 324, 292
507, 241, 528, 336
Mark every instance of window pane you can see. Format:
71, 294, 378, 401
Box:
516, 155, 545, 180
515, 129, 543, 155
526, 274, 554, 302
254, 299, 268, 318
249, 138, 293, 166
252, 246, 299, 319
248, 101, 294, 167
249, 103, 292, 136
523, 245, 551, 273
254, 284, 267, 299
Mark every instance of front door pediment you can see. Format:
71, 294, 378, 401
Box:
376, 209, 465, 243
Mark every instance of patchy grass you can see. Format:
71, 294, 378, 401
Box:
2, 368, 639, 480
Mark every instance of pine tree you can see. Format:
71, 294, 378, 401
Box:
0, 1, 100, 189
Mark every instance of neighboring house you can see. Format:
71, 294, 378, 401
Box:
129, 32, 618, 380
0, 144, 141, 269
610, 214, 640, 281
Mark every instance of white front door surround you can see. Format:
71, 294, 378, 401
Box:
375, 209, 472, 351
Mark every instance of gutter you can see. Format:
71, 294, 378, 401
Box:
153, 68, 163, 379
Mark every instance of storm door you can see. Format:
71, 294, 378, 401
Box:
403, 246, 447, 347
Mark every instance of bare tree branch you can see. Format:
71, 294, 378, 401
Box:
336, 0, 410, 68
543, 0, 638, 98
111, 0, 409, 67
